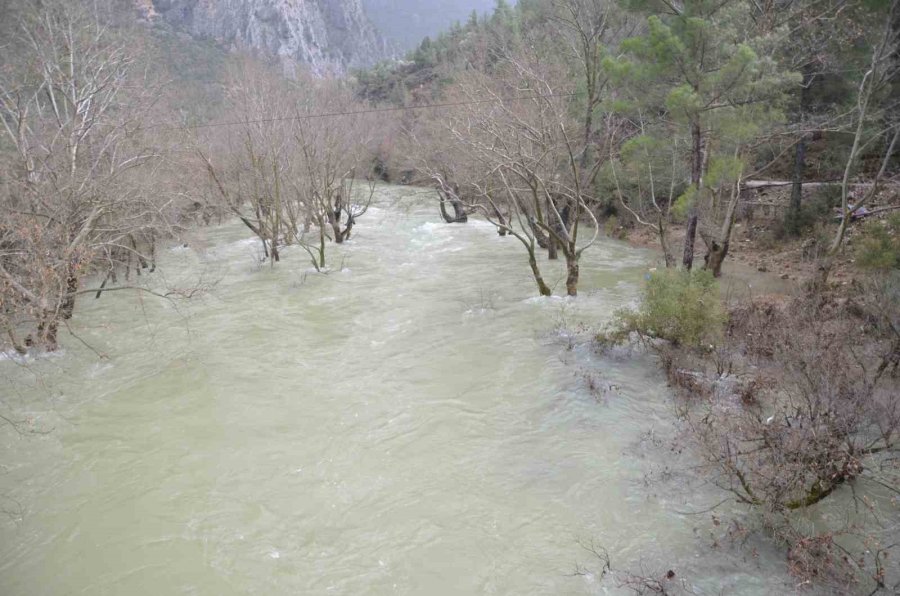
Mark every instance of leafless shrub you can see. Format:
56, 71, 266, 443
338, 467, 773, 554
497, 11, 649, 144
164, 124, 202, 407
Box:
617, 566, 690, 596
569, 540, 694, 595
582, 370, 619, 402
679, 281, 900, 591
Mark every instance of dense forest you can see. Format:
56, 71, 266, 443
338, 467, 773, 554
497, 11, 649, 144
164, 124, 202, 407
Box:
1, 0, 899, 593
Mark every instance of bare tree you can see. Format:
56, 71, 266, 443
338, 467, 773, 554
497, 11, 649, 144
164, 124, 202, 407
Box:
415, 47, 606, 296
552, 0, 634, 169
697, 151, 746, 278
199, 60, 378, 273
197, 58, 297, 265
290, 74, 377, 269
817, 0, 900, 287
610, 115, 684, 268
0, 0, 170, 351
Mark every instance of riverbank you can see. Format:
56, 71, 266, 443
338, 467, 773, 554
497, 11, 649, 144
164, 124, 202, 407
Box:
617, 222, 799, 299
617, 211, 889, 292
600, 212, 900, 593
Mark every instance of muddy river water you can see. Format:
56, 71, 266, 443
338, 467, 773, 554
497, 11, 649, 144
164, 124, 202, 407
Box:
0, 187, 792, 594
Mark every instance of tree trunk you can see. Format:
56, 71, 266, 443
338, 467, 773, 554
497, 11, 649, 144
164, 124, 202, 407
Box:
786, 69, 813, 235
7, 331, 27, 355
690, 120, 703, 187
658, 216, 675, 268
565, 252, 579, 297
438, 193, 468, 223
580, 100, 593, 171
28, 314, 59, 351
813, 255, 834, 291
787, 136, 808, 233
683, 213, 698, 270
702, 180, 741, 278
683, 120, 704, 270
44, 318, 59, 351
527, 249, 552, 297
492, 205, 508, 236
439, 195, 454, 222
95, 271, 111, 299
148, 233, 157, 273
45, 319, 59, 350
331, 220, 344, 244
330, 191, 345, 242
333, 192, 343, 224
328, 207, 344, 244
529, 218, 550, 250
343, 214, 356, 241
132, 236, 148, 274
60, 269, 78, 320
452, 200, 468, 223
704, 239, 729, 278
546, 196, 559, 260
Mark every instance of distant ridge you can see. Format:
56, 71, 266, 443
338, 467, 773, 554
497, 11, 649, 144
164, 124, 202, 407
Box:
361, 0, 499, 51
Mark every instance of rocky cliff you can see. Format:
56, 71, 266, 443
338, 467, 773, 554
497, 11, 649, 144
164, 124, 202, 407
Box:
137, 0, 391, 74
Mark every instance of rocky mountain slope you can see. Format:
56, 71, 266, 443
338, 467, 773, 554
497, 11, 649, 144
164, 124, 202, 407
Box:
136, 0, 391, 74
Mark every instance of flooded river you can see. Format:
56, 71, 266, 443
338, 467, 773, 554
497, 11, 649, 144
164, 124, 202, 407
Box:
0, 187, 792, 594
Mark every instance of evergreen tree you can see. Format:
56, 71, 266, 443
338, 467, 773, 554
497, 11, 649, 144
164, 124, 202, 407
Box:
467, 9, 479, 29
607, 0, 798, 270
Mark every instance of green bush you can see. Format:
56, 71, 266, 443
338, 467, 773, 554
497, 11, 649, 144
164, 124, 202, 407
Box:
604, 215, 627, 240
856, 214, 900, 272
600, 269, 726, 349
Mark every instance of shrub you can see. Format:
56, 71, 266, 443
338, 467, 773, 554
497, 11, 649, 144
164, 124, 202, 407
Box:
856, 213, 900, 272
604, 215, 627, 240
688, 286, 900, 591
600, 269, 725, 349
777, 192, 837, 239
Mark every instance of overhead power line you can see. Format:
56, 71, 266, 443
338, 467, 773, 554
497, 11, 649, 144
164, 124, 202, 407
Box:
152, 91, 580, 131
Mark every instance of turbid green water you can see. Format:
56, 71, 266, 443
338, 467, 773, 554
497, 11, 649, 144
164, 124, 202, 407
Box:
0, 187, 791, 594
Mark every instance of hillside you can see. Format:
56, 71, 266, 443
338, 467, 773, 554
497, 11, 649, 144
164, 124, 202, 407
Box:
361, 0, 499, 50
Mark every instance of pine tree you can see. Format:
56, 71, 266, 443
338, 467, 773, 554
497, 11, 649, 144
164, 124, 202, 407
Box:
467, 10, 479, 30
607, 0, 798, 271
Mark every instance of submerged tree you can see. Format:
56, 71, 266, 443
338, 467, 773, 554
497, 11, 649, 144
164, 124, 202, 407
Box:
419, 48, 607, 297
291, 75, 378, 269
199, 59, 378, 273
0, 0, 169, 351
198, 59, 296, 265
